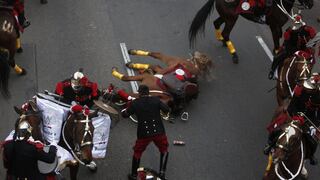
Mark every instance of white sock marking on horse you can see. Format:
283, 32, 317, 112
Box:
256, 36, 274, 62
120, 43, 139, 93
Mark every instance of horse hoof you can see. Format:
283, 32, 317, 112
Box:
40, 0, 48, 4
16, 48, 23, 53
87, 161, 98, 173
126, 62, 133, 68
111, 67, 118, 72
128, 49, 137, 55
232, 54, 239, 64
19, 68, 27, 76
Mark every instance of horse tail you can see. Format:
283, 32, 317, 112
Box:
189, 0, 215, 47
0, 48, 10, 98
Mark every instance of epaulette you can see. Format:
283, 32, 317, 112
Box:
27, 140, 44, 150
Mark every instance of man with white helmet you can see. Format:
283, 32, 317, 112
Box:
2, 121, 57, 180
55, 70, 100, 108
268, 14, 317, 79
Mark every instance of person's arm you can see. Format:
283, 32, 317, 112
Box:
90, 82, 100, 100
287, 85, 306, 116
36, 145, 57, 163
121, 102, 135, 118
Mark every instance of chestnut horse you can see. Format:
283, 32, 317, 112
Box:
128, 49, 213, 81
0, 7, 26, 97
276, 53, 314, 105
59, 110, 97, 180
188, 0, 313, 63
263, 120, 309, 180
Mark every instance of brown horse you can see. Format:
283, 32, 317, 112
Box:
128, 49, 214, 81
13, 100, 43, 141
0, 7, 26, 97
59, 110, 97, 180
263, 120, 309, 180
112, 67, 174, 106
188, 0, 313, 63
276, 53, 314, 105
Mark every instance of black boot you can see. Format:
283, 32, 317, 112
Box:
159, 152, 169, 179
128, 157, 140, 180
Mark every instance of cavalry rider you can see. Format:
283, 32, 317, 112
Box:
264, 73, 320, 165
0, 0, 30, 29
2, 121, 57, 180
268, 14, 317, 79
122, 85, 170, 180
55, 70, 100, 108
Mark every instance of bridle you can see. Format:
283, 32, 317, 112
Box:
62, 112, 93, 165
273, 121, 305, 180
280, 55, 312, 96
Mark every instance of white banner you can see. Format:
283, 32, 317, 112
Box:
92, 113, 111, 159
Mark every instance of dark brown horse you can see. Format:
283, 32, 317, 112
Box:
276, 53, 314, 105
0, 7, 26, 97
128, 49, 214, 81
263, 120, 309, 180
189, 0, 313, 63
59, 110, 97, 180
13, 100, 43, 141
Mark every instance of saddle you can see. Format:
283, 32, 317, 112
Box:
161, 72, 198, 99
233, 0, 272, 23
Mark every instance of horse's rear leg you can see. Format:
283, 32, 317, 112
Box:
213, 17, 225, 42
128, 49, 179, 66
221, 16, 239, 64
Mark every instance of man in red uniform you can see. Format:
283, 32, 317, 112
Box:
268, 14, 316, 79
122, 85, 170, 180
55, 70, 100, 108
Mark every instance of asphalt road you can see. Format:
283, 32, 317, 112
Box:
0, 0, 320, 179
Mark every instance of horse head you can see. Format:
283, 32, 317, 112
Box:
64, 110, 97, 165
13, 100, 43, 141
272, 121, 303, 164
191, 51, 213, 80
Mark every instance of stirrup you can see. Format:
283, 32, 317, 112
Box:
268, 71, 274, 80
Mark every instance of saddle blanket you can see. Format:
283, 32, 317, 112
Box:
36, 97, 111, 159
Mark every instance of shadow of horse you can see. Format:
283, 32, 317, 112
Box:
58, 110, 98, 180
0, 7, 26, 97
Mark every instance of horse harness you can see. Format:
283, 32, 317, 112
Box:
62, 113, 93, 165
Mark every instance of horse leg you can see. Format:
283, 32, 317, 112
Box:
111, 67, 145, 82
221, 16, 239, 64
69, 165, 79, 180
270, 25, 282, 54
8, 58, 26, 76
213, 16, 225, 42
16, 31, 23, 53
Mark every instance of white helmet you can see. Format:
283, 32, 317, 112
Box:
71, 71, 85, 91
16, 121, 32, 141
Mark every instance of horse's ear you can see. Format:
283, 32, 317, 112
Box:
28, 100, 38, 112
14, 106, 22, 115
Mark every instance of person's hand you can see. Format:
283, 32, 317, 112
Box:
49, 145, 57, 154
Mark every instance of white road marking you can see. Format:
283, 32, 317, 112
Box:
256, 36, 274, 62
120, 43, 139, 93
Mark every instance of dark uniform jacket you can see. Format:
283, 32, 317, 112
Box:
288, 85, 320, 127
55, 79, 100, 108
3, 140, 57, 179
122, 96, 170, 139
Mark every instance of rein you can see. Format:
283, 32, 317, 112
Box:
274, 122, 304, 180
62, 114, 93, 166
